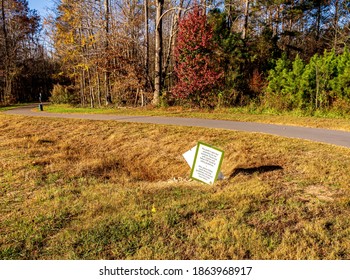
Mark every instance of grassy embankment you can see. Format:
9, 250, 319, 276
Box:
0, 104, 30, 112
45, 104, 350, 131
1, 112, 350, 259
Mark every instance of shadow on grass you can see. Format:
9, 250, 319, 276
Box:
229, 165, 283, 178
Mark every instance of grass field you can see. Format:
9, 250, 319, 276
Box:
1, 113, 350, 260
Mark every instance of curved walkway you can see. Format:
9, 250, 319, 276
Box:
4, 104, 350, 148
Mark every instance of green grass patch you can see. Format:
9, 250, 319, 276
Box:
1, 114, 350, 259
0, 103, 30, 112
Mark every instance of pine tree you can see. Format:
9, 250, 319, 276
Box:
265, 55, 291, 109
331, 48, 350, 100
286, 55, 305, 108
265, 48, 350, 111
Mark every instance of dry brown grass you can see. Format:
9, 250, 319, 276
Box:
1, 113, 350, 259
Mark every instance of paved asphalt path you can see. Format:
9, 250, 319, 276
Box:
4, 104, 350, 148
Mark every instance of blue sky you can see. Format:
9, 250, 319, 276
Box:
27, 0, 54, 18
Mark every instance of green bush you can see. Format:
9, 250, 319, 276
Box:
330, 48, 350, 100
49, 84, 78, 104
264, 48, 350, 112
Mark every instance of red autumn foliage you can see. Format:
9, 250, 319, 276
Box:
172, 6, 223, 105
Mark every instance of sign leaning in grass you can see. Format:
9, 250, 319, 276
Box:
183, 144, 224, 181
189, 142, 224, 185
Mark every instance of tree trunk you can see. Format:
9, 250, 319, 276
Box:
87, 68, 94, 108
97, 71, 102, 107
163, 12, 176, 90
153, 0, 164, 106
144, 0, 150, 91
1, 0, 12, 104
315, 63, 319, 109
333, 0, 339, 49
242, 0, 249, 40
315, 1, 322, 49
104, 0, 112, 105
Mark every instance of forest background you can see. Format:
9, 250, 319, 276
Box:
1, 0, 350, 113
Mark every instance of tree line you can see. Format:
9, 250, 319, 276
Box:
266, 49, 350, 111
2, 1, 350, 111
0, 0, 56, 105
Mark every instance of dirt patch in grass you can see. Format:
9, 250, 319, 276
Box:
1, 113, 350, 259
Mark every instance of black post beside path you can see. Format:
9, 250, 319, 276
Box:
39, 93, 43, 111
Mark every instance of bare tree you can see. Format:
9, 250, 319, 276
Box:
1, 0, 11, 103
153, 0, 164, 105
144, 0, 150, 90
104, 0, 112, 104
242, 0, 249, 40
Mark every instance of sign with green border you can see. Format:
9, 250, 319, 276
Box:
190, 142, 224, 185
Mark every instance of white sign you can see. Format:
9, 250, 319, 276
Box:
182, 145, 197, 168
188, 142, 224, 185
183, 145, 224, 181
